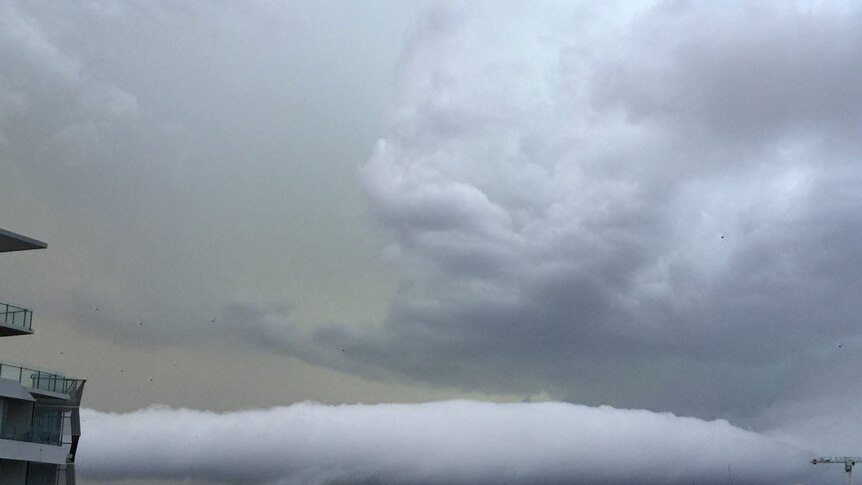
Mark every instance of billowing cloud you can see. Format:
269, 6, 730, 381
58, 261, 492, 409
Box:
260, 0, 862, 420
78, 400, 815, 485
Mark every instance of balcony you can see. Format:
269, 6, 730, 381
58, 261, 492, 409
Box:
0, 363, 83, 400
0, 424, 62, 446
0, 301, 34, 336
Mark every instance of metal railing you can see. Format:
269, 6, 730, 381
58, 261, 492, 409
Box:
0, 362, 81, 396
0, 301, 33, 332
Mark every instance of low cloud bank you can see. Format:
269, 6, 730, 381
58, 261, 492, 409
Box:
79, 400, 813, 485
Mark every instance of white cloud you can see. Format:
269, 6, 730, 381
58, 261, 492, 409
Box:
78, 400, 814, 485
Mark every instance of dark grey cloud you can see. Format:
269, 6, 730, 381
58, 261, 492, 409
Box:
255, 0, 862, 422
590, 2, 862, 146
78, 400, 815, 485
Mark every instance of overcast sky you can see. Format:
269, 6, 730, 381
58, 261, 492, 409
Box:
2, 1, 862, 484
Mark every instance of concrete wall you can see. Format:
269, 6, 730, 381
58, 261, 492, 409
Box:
0, 439, 68, 466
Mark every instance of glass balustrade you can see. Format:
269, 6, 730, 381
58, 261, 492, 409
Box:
0, 301, 33, 333
0, 362, 82, 395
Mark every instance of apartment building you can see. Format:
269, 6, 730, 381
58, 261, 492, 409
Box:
0, 229, 85, 485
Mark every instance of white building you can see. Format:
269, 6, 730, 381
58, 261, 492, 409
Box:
0, 229, 85, 485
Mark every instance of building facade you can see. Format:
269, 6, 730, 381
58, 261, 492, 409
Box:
0, 229, 85, 485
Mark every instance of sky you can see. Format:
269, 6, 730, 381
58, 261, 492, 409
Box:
1, 0, 862, 484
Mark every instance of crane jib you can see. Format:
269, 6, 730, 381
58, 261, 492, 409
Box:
812, 457, 862, 485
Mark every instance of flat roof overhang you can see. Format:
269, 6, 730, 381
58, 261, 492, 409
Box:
0, 439, 68, 465
0, 323, 33, 337
0, 228, 46, 253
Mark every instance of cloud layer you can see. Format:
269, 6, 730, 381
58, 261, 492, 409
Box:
78, 400, 814, 485
262, 0, 862, 420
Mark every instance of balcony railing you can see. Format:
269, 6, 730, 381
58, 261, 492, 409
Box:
0, 424, 62, 446
0, 362, 82, 396
0, 301, 33, 332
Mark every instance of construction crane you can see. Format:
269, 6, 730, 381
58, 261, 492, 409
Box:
812, 457, 862, 485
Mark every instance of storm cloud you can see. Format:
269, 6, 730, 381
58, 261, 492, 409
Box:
78, 400, 813, 485
255, 0, 862, 421
2, 1, 861, 483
